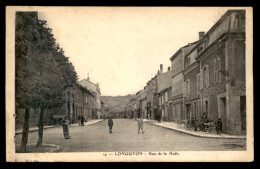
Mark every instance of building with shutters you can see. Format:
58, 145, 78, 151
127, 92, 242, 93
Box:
183, 33, 205, 122
195, 10, 246, 135
157, 66, 172, 121
169, 42, 199, 122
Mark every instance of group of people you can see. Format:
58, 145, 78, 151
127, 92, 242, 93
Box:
107, 116, 144, 134
78, 114, 86, 126
198, 112, 222, 134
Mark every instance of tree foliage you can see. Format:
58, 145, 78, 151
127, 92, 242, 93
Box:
15, 12, 78, 110
15, 12, 78, 150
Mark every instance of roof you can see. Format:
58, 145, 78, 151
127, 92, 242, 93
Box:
170, 41, 199, 61
194, 10, 245, 60
75, 83, 95, 97
157, 71, 172, 93
79, 79, 101, 94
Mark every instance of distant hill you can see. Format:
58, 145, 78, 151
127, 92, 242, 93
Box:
101, 95, 134, 114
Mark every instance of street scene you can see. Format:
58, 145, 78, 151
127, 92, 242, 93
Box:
11, 7, 250, 157
15, 119, 246, 152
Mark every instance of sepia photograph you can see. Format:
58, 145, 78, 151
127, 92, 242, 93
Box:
6, 6, 253, 162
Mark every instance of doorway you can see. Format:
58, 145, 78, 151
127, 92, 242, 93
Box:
186, 104, 191, 121
219, 97, 227, 131
240, 96, 246, 131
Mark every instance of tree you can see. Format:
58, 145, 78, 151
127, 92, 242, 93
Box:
15, 12, 78, 151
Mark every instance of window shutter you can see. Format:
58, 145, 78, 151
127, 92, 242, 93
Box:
214, 59, 216, 83
197, 74, 200, 94
188, 80, 190, 96
184, 81, 187, 97
200, 69, 203, 89
206, 65, 209, 86
218, 58, 221, 82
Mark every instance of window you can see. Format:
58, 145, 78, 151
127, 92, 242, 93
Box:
186, 57, 190, 67
185, 79, 190, 97
194, 102, 197, 119
235, 13, 245, 30
159, 96, 161, 105
162, 95, 164, 104
214, 57, 221, 83
197, 73, 200, 94
203, 65, 209, 87
165, 92, 168, 102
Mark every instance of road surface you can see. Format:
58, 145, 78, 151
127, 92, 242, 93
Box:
15, 119, 246, 152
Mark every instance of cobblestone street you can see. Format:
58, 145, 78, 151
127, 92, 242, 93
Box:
15, 119, 246, 152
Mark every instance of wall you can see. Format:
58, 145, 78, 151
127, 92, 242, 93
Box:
172, 73, 184, 97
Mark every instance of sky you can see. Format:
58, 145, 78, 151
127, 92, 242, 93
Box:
37, 7, 233, 96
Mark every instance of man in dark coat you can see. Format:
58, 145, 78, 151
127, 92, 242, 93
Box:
108, 117, 113, 134
81, 114, 85, 126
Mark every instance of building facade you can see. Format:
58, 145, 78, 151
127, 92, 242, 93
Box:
183, 39, 202, 122
157, 66, 172, 121
170, 42, 198, 122
196, 10, 246, 135
79, 76, 101, 119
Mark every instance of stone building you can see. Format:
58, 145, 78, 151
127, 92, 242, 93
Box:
139, 87, 147, 118
15, 82, 96, 129
51, 83, 95, 124
195, 10, 246, 135
79, 76, 101, 119
169, 42, 199, 122
183, 33, 205, 122
101, 101, 109, 119
157, 66, 172, 121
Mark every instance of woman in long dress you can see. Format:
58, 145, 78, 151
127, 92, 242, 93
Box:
62, 116, 71, 139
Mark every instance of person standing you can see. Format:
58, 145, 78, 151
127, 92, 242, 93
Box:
81, 114, 85, 126
137, 116, 144, 134
62, 116, 71, 139
78, 114, 81, 126
108, 117, 113, 134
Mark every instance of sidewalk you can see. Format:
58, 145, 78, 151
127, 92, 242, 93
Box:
15, 119, 104, 135
144, 119, 246, 139
70, 119, 104, 127
15, 126, 54, 135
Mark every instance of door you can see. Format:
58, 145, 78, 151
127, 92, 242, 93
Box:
240, 96, 246, 131
186, 104, 191, 121
219, 98, 227, 131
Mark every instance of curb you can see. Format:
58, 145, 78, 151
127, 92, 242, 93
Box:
151, 123, 246, 139
15, 126, 55, 135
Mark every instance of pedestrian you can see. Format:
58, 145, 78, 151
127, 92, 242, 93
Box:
78, 114, 81, 126
62, 116, 71, 139
81, 114, 85, 126
200, 112, 207, 131
157, 111, 161, 123
108, 117, 113, 134
216, 118, 222, 134
137, 116, 144, 134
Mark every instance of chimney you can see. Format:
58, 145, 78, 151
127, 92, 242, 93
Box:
199, 32, 205, 40
168, 67, 171, 71
87, 72, 90, 81
160, 64, 163, 74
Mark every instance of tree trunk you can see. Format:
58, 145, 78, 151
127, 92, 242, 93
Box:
37, 108, 44, 147
20, 107, 30, 153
